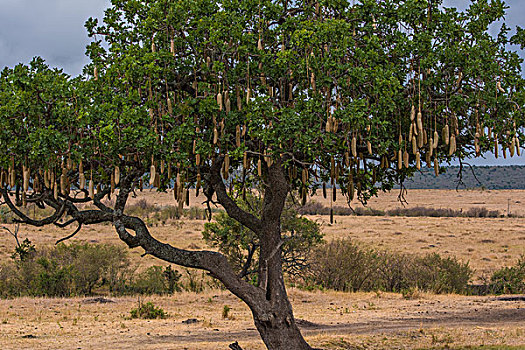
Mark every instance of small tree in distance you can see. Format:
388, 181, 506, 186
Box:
1, 1, 524, 349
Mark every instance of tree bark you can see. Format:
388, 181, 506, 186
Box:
252, 158, 312, 350
254, 309, 312, 350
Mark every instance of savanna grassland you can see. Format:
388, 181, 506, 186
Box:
0, 189, 524, 349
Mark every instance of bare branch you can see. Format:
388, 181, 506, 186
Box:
55, 223, 83, 245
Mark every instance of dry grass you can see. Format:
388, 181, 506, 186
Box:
1, 189, 525, 349
0, 290, 524, 349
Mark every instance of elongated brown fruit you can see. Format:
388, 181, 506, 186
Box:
196, 173, 201, 193
60, 174, 67, 196
257, 159, 262, 176
416, 152, 421, 170
322, 182, 327, 199
351, 136, 357, 157
23, 166, 29, 192
111, 173, 115, 193
412, 136, 417, 155
367, 141, 372, 154
54, 182, 59, 200
9, 168, 15, 188
398, 150, 403, 170
302, 168, 308, 184
236, 125, 241, 147
417, 111, 423, 134
79, 172, 86, 190
418, 131, 424, 149
150, 164, 156, 186
403, 150, 409, 168
444, 124, 450, 145
449, 135, 456, 156
213, 127, 219, 144
217, 92, 223, 111
44, 170, 49, 188
243, 152, 248, 169
114, 166, 120, 185
434, 158, 439, 176
89, 180, 94, 198
517, 137, 521, 156
410, 105, 415, 121
433, 131, 439, 149
510, 137, 516, 157
332, 186, 336, 202
330, 208, 334, 225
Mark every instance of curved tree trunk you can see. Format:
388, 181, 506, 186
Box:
249, 159, 312, 350
245, 226, 312, 350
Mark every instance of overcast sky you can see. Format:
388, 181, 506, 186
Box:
0, 0, 524, 165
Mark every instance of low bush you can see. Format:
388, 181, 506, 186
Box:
386, 206, 500, 218
0, 241, 184, 298
130, 300, 168, 319
126, 265, 182, 295
298, 202, 383, 216
487, 255, 525, 294
297, 201, 500, 218
303, 239, 472, 294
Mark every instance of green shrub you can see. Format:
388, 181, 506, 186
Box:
488, 255, 525, 294
306, 239, 380, 292
129, 266, 182, 295
130, 301, 167, 319
413, 253, 472, 294
304, 239, 472, 294
0, 241, 134, 297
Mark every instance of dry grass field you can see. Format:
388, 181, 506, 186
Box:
0, 189, 524, 349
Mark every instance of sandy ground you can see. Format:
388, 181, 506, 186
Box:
0, 290, 524, 350
1, 189, 525, 349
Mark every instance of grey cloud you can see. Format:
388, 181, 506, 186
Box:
0, 0, 109, 75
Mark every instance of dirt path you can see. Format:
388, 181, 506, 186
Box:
140, 300, 525, 346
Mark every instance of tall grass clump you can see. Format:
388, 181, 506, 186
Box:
303, 239, 472, 294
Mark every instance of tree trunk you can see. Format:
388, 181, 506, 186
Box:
253, 303, 312, 350
253, 222, 312, 349
208, 157, 312, 349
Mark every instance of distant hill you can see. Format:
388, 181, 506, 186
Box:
401, 165, 525, 190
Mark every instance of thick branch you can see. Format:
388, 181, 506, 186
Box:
208, 156, 262, 234
110, 167, 267, 311
2, 188, 66, 226
113, 213, 266, 312
261, 158, 290, 224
